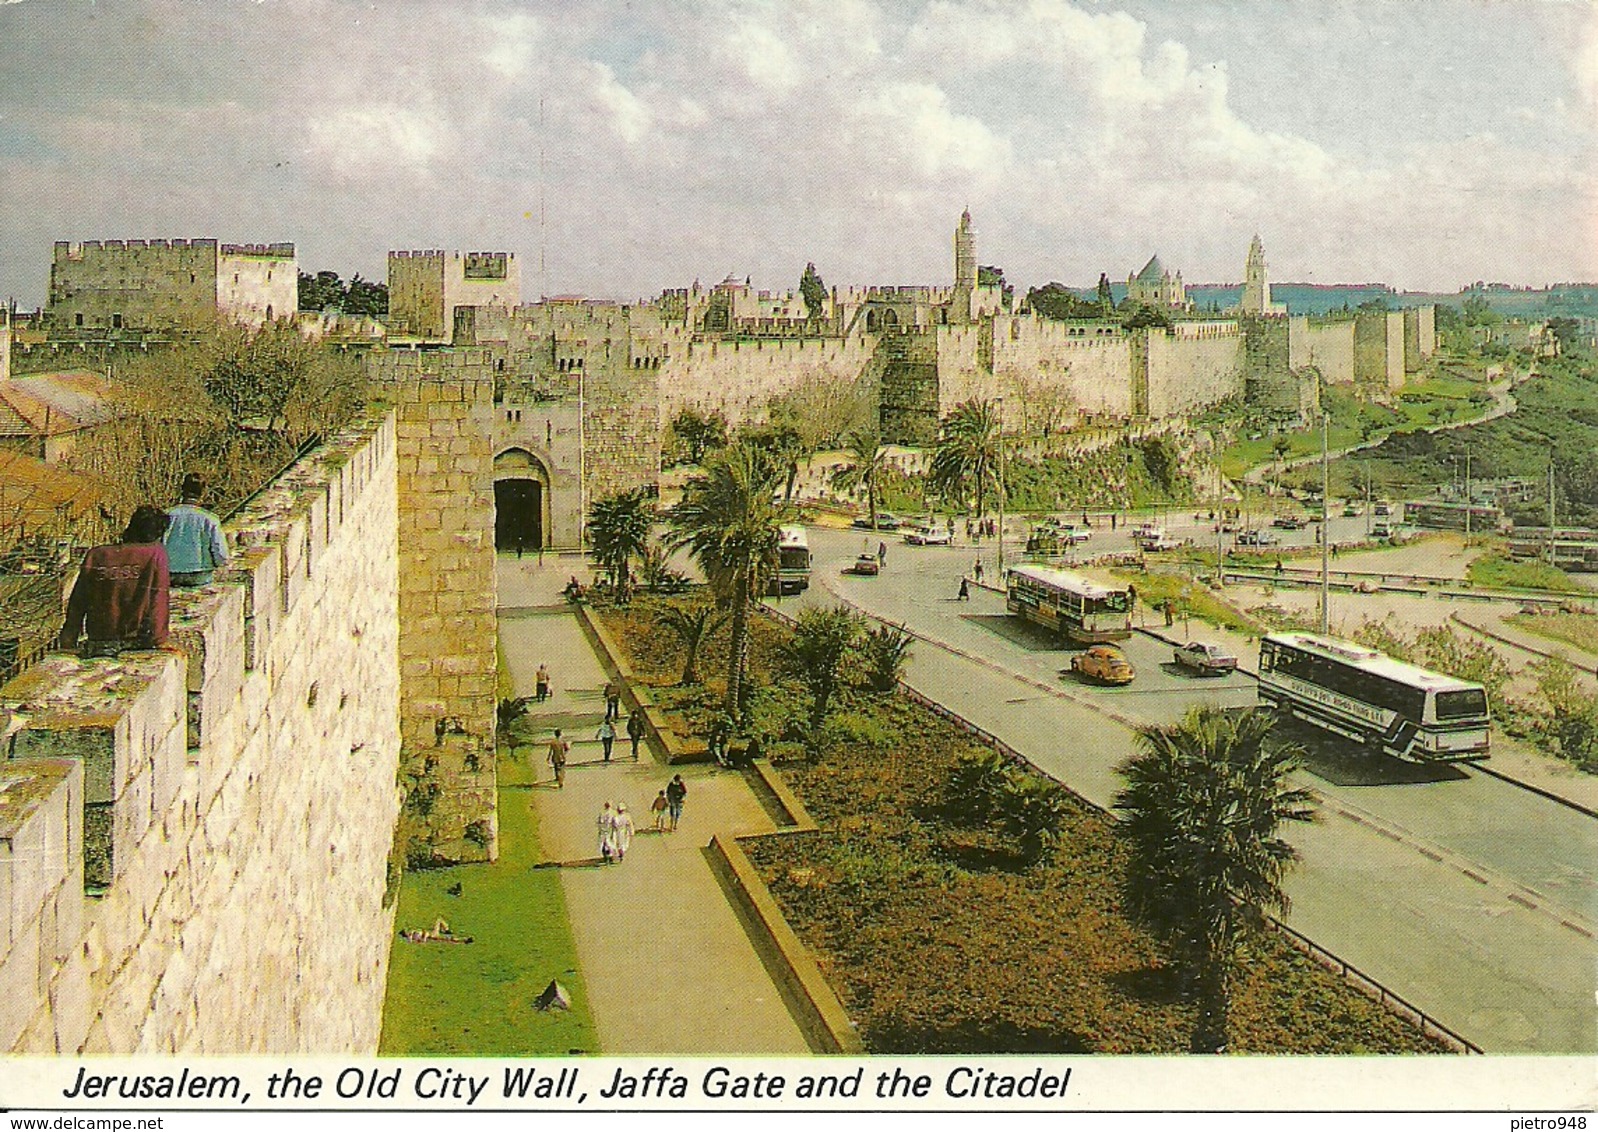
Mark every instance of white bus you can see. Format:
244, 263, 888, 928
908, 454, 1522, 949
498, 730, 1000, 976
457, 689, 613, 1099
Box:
1005, 563, 1132, 645
1257, 632, 1490, 761
773, 525, 811, 595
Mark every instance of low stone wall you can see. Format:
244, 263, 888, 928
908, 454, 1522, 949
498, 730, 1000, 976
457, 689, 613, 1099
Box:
0, 411, 403, 1054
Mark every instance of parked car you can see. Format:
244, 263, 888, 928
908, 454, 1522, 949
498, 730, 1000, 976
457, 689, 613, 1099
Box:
852, 511, 901, 531
1141, 537, 1186, 552
850, 554, 881, 576
1343, 503, 1363, 517
904, 526, 952, 546
1373, 501, 1393, 517
1173, 641, 1238, 676
1371, 522, 1394, 539
1070, 645, 1135, 685
1236, 529, 1279, 546
1271, 516, 1307, 530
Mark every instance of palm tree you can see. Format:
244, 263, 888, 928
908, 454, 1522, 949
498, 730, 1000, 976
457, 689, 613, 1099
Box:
587, 487, 654, 594
667, 443, 787, 722
862, 621, 913, 693
655, 602, 727, 684
779, 605, 862, 751
929, 400, 1000, 520
830, 427, 891, 529
1114, 706, 1316, 1053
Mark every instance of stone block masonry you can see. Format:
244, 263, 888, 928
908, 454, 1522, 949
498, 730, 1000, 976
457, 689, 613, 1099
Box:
371, 351, 500, 864
0, 411, 403, 1053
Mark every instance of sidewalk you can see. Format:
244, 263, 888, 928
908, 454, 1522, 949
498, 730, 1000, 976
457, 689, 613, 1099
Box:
497, 554, 810, 1054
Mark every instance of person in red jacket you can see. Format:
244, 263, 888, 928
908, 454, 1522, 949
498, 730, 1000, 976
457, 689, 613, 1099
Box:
59, 505, 172, 658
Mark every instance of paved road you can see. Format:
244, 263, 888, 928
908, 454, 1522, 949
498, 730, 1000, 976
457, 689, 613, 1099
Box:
792, 527, 1598, 1053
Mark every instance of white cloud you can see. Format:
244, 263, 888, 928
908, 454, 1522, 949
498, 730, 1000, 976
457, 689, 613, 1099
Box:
585, 62, 653, 145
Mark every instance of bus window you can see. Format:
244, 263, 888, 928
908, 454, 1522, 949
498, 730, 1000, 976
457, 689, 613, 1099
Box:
1435, 689, 1487, 720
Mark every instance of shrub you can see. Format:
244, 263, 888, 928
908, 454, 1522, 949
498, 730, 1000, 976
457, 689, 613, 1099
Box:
995, 775, 1072, 864
942, 749, 1013, 824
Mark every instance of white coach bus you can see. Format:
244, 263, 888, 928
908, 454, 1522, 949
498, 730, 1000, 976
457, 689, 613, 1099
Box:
1005, 563, 1133, 645
1258, 632, 1491, 761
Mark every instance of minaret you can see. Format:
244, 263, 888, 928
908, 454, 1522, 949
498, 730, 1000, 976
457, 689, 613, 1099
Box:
1241, 234, 1270, 315
953, 208, 976, 323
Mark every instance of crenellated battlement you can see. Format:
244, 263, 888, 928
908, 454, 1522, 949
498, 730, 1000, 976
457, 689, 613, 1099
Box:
53, 238, 219, 260
0, 411, 404, 1054
219, 242, 295, 258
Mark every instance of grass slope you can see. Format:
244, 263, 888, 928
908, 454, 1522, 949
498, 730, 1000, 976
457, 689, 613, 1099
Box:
379, 756, 597, 1055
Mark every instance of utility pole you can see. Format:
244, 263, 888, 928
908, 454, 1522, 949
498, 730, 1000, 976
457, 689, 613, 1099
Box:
995, 397, 1006, 578
1320, 409, 1330, 636
1464, 447, 1472, 541
1215, 456, 1224, 588
1548, 449, 1557, 567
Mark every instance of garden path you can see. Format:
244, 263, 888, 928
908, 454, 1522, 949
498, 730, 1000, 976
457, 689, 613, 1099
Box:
497, 554, 810, 1055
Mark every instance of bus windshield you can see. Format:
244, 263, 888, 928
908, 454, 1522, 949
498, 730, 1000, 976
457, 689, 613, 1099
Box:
1435, 688, 1488, 720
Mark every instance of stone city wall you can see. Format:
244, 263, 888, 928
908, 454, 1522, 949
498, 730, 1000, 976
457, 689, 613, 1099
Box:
1288, 316, 1356, 385
1355, 309, 1407, 389
1404, 306, 1436, 371
0, 412, 403, 1054
986, 315, 1135, 421
369, 351, 499, 864
386, 252, 449, 341
1143, 322, 1246, 417
659, 333, 877, 430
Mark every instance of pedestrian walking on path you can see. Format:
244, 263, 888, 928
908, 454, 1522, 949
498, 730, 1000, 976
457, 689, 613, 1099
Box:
604, 681, 621, 721
613, 804, 635, 860
666, 775, 688, 831
958, 576, 970, 601
598, 802, 617, 863
627, 708, 646, 760
536, 663, 551, 703
650, 790, 669, 831
597, 718, 616, 762
547, 729, 569, 788
877, 541, 887, 567
973, 556, 984, 584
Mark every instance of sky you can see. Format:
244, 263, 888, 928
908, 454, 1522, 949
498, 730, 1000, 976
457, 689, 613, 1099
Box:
0, 0, 1594, 307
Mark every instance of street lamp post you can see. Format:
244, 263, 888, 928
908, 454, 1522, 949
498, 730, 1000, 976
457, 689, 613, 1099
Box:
1319, 409, 1330, 636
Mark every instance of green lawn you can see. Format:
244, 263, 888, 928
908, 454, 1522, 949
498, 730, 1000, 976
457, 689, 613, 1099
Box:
1465, 552, 1577, 592
1509, 611, 1598, 656
1111, 570, 1264, 638
379, 755, 597, 1055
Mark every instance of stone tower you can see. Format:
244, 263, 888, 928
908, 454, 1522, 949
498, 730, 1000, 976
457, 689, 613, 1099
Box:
1241, 234, 1271, 315
952, 208, 976, 323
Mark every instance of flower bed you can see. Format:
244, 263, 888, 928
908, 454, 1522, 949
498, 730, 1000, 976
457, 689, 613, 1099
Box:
597, 593, 1450, 1054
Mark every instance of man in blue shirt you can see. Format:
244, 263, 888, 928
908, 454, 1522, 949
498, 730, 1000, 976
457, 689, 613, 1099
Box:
163, 473, 229, 587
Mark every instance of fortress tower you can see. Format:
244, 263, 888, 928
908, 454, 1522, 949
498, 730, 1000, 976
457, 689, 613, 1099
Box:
952, 209, 976, 323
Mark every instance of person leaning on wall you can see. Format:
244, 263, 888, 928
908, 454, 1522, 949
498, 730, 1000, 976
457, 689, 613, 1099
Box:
163, 472, 230, 588
59, 505, 173, 658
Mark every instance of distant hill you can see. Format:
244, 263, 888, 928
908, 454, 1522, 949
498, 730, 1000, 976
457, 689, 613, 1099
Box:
1063, 281, 1598, 319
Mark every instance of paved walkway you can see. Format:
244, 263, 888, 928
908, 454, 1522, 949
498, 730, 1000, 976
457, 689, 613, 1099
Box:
497, 554, 810, 1055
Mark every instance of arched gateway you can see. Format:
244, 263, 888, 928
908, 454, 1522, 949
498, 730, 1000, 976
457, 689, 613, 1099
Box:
494, 447, 552, 551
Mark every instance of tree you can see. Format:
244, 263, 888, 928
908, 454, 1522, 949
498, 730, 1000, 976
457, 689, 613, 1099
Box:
930, 400, 1001, 517
742, 422, 806, 502
799, 262, 827, 324
1115, 706, 1316, 1053
862, 621, 913, 692
1097, 273, 1115, 314
343, 274, 388, 318
668, 407, 729, 466
1122, 304, 1172, 330
297, 269, 388, 317
298, 270, 345, 311
667, 444, 787, 723
768, 371, 871, 454
587, 487, 654, 593
829, 427, 891, 529
780, 605, 861, 751
1026, 282, 1106, 322
655, 602, 727, 684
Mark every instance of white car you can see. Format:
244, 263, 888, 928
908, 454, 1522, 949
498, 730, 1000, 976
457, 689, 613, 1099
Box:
904, 526, 952, 546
